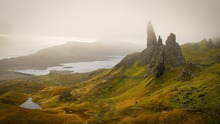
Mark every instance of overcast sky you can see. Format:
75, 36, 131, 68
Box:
0, 0, 220, 44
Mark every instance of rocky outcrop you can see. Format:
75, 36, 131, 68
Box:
147, 21, 157, 47
57, 91, 77, 102
114, 21, 186, 78
146, 36, 165, 78
177, 62, 198, 82
164, 33, 186, 66
145, 24, 185, 78
139, 22, 158, 66
139, 45, 157, 66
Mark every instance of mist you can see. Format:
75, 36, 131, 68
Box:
0, 0, 220, 58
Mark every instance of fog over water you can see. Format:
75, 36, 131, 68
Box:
0, 0, 219, 59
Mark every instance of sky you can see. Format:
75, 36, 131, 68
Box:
0, 0, 220, 45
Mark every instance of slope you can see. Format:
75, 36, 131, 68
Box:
0, 40, 219, 123
66, 40, 220, 123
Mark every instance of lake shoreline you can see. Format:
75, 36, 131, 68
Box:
13, 56, 124, 76
0, 56, 124, 81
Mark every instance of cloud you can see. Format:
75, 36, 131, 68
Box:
0, 0, 219, 43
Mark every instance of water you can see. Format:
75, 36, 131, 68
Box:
14, 56, 124, 76
20, 98, 42, 109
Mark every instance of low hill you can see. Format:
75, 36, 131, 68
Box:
0, 41, 143, 70
0, 41, 143, 81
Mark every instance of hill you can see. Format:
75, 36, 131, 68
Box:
0, 23, 219, 123
0, 41, 143, 81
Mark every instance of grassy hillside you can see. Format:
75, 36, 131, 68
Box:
0, 41, 219, 124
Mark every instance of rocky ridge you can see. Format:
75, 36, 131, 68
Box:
115, 21, 186, 78
145, 22, 186, 77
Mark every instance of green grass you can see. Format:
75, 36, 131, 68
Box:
0, 41, 220, 123
181, 40, 220, 64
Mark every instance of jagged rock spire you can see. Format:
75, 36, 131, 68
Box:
147, 21, 157, 47
120, 22, 186, 78
164, 33, 186, 66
